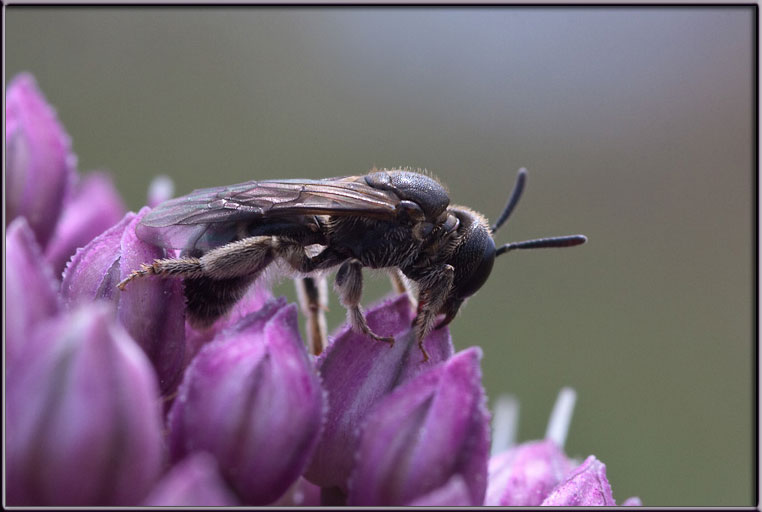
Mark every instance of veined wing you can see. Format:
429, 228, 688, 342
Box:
136, 176, 402, 250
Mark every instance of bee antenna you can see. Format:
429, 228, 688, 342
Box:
495, 235, 587, 257
491, 167, 527, 233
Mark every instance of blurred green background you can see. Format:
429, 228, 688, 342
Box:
6, 6, 754, 506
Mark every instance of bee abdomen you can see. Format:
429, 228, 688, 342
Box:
183, 275, 255, 328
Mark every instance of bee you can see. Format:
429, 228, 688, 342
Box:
118, 167, 586, 361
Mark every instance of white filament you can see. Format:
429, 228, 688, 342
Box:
545, 387, 577, 449
490, 394, 520, 456
147, 174, 175, 207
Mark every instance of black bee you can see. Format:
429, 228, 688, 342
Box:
118, 168, 586, 361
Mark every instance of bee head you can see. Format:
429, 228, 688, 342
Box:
434, 207, 495, 328
447, 207, 496, 301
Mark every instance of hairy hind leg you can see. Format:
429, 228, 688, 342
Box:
118, 235, 276, 290
118, 236, 277, 326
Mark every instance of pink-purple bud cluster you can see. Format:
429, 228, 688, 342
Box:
5, 73, 641, 506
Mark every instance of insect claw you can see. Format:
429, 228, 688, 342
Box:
419, 342, 430, 363
117, 263, 155, 290
370, 333, 395, 346
117, 274, 134, 291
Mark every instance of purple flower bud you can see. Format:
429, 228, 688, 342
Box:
116, 208, 186, 393
622, 496, 643, 506
45, 171, 126, 276
6, 217, 60, 363
143, 452, 239, 506
61, 207, 186, 394
304, 294, 454, 491
485, 440, 573, 506
540, 455, 616, 506
6, 73, 76, 248
346, 347, 490, 506
167, 299, 325, 505
7, 303, 164, 506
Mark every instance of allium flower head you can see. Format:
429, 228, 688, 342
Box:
5, 72, 639, 508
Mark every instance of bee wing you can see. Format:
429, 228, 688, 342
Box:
136, 176, 402, 251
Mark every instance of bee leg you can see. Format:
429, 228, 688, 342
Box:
117, 257, 206, 290
295, 276, 329, 356
182, 236, 278, 326
335, 259, 395, 346
117, 235, 277, 290
412, 264, 455, 362
119, 236, 278, 327
388, 269, 418, 310
280, 243, 351, 354
199, 236, 275, 279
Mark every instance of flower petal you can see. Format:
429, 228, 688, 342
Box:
347, 347, 490, 506
485, 439, 573, 506
117, 207, 186, 394
61, 211, 133, 305
7, 303, 163, 506
540, 455, 616, 506
406, 475, 473, 506
142, 452, 239, 506
168, 299, 325, 505
6, 217, 61, 363
304, 294, 454, 491
6, 73, 77, 248
45, 172, 126, 276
